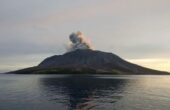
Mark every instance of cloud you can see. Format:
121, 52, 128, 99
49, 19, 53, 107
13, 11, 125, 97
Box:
67, 31, 94, 52
0, 0, 170, 72
127, 58, 170, 72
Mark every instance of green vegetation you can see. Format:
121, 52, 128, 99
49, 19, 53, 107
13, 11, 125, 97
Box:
9, 67, 123, 75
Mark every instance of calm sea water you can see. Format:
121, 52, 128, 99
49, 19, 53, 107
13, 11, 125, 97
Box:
0, 74, 170, 110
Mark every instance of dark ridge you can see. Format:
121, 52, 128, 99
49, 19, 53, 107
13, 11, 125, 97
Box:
8, 49, 170, 75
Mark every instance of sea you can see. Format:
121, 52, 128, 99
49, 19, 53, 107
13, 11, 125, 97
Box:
0, 74, 170, 110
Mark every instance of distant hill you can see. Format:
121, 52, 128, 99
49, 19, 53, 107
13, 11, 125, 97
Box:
8, 49, 169, 75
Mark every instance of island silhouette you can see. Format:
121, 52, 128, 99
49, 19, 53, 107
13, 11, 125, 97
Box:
7, 32, 169, 75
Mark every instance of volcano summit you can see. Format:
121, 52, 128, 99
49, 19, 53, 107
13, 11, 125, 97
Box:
8, 32, 169, 75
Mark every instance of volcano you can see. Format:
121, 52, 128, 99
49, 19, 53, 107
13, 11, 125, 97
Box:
8, 49, 169, 75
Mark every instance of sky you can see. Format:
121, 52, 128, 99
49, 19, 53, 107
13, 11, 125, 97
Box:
0, 0, 170, 72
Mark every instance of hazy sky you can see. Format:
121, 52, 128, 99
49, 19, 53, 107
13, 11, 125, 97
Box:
0, 0, 170, 72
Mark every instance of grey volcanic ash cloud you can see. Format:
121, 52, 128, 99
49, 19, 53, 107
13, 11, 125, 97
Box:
67, 31, 94, 52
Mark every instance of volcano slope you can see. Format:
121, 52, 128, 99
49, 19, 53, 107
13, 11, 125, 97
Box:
8, 49, 169, 75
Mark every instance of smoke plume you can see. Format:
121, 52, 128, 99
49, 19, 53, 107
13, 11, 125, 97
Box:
67, 31, 94, 52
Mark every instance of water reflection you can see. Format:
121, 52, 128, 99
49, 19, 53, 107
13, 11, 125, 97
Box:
39, 75, 128, 110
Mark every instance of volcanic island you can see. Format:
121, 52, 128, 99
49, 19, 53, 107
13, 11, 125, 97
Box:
7, 32, 169, 75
